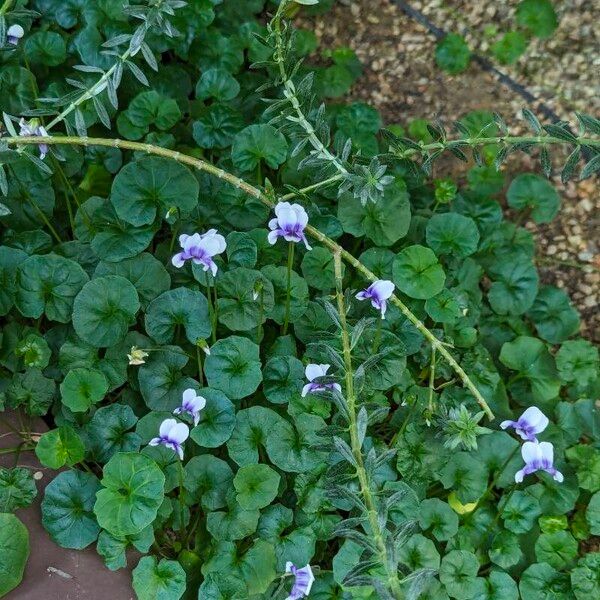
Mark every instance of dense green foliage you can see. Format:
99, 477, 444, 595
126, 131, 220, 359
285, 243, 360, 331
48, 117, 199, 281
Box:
0, 0, 599, 599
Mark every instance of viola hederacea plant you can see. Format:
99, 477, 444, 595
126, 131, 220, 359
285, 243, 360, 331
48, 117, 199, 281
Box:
0, 0, 599, 598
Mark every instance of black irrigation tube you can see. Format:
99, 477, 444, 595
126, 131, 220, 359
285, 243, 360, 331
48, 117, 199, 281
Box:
389, 0, 564, 124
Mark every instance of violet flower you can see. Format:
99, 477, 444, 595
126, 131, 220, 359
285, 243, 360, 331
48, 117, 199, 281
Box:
515, 441, 563, 484
267, 202, 312, 250
19, 118, 49, 159
355, 280, 395, 319
171, 229, 226, 275
148, 418, 189, 460
301, 364, 341, 397
173, 388, 206, 426
500, 406, 549, 442
7, 24, 24, 46
285, 562, 315, 600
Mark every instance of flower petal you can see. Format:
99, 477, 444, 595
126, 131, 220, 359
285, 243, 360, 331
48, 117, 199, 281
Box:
159, 418, 178, 438
305, 363, 327, 382
371, 279, 395, 300
520, 406, 549, 434
538, 441, 554, 464
169, 422, 190, 444
521, 440, 542, 465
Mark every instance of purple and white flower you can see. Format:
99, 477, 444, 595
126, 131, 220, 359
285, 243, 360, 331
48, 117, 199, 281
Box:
515, 441, 563, 484
173, 388, 206, 426
7, 24, 24, 46
19, 118, 49, 159
301, 364, 341, 397
500, 406, 549, 442
149, 418, 189, 460
355, 280, 395, 319
171, 229, 226, 275
285, 562, 315, 600
268, 202, 312, 250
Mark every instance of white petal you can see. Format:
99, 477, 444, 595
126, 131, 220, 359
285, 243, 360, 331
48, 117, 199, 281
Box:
521, 406, 549, 433
8, 24, 24, 38
514, 468, 525, 483
292, 204, 309, 227
148, 437, 161, 446
268, 218, 279, 230
285, 561, 294, 574
159, 418, 178, 437
301, 383, 312, 397
538, 441, 554, 464
499, 420, 512, 430
176, 445, 184, 460
190, 396, 207, 412
553, 470, 564, 483
199, 234, 226, 257
267, 230, 280, 245
183, 233, 202, 251
182, 388, 197, 405
355, 291, 368, 301
274, 201, 292, 218
179, 234, 190, 247
305, 363, 326, 382
277, 206, 299, 229
169, 422, 190, 444
521, 440, 542, 465
171, 253, 186, 268
372, 280, 395, 299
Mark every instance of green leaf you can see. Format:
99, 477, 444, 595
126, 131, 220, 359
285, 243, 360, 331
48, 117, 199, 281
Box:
507, 174, 560, 223
138, 346, 199, 411
491, 31, 527, 65
196, 68, 240, 101
35, 425, 85, 469
118, 91, 181, 140
472, 571, 519, 600
587, 491, 600, 535
94, 253, 171, 309
15, 333, 51, 368
16, 254, 89, 322
226, 406, 281, 466
392, 245, 446, 299
439, 452, 487, 504
534, 531, 578, 569
338, 180, 411, 246
111, 157, 199, 226
132, 556, 186, 600
226, 231, 257, 268
261, 265, 309, 324
41, 470, 101, 549
0, 246, 27, 316
234, 464, 280, 510
519, 562, 572, 600
231, 124, 288, 171
204, 336, 262, 400
0, 467, 37, 512
488, 262, 538, 316
60, 367, 108, 412
426, 212, 480, 257
216, 268, 274, 331
489, 531, 523, 569
190, 388, 236, 448
397, 533, 440, 570
439, 550, 479, 599
5, 369, 56, 416
0, 513, 29, 597
501, 490, 541, 534
193, 104, 244, 149
72, 276, 140, 348
556, 339, 599, 385
419, 498, 459, 541
207, 499, 260, 541
262, 355, 304, 405
145, 287, 211, 344
184, 455, 233, 510
499, 336, 560, 403
516, 0, 558, 38
24, 31, 67, 66
425, 289, 463, 324
571, 552, 600, 600
435, 34, 471, 74
94, 452, 165, 537
301, 246, 341, 291
527, 286, 580, 344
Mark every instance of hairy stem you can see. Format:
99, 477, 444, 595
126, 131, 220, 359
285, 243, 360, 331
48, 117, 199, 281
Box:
4, 134, 494, 418
333, 250, 403, 600
280, 173, 344, 201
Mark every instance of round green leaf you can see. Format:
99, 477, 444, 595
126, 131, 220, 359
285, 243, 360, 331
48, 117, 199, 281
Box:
492, 31, 527, 65
440, 550, 479, 599
516, 0, 558, 38
190, 388, 236, 448
392, 245, 446, 299
507, 174, 560, 223
587, 491, 600, 534
261, 265, 309, 324
94, 452, 165, 537
111, 157, 199, 226
5, 368, 56, 416
534, 531, 578, 570
207, 499, 260, 541
204, 336, 262, 400
519, 562, 572, 600
435, 33, 471, 74
94, 253, 171, 309
196, 68, 240, 101
425, 288, 463, 324
35, 425, 85, 469
501, 490, 542, 534
488, 262, 539, 316
472, 571, 518, 600
556, 339, 599, 385
24, 31, 66, 66
338, 180, 410, 246
527, 285, 580, 344
60, 367, 108, 412
41, 470, 101, 549
184, 455, 233, 510
231, 124, 288, 171
145, 287, 211, 344
15, 254, 89, 322
397, 533, 440, 570
216, 268, 274, 331
571, 552, 600, 600
234, 464, 280, 510
132, 556, 186, 600
0, 467, 37, 512
418, 498, 459, 541
0, 245, 28, 315
72, 275, 140, 348
262, 355, 304, 405
193, 104, 244, 149
440, 452, 487, 504
301, 246, 343, 291
426, 212, 480, 257
489, 531, 523, 569
0, 513, 29, 597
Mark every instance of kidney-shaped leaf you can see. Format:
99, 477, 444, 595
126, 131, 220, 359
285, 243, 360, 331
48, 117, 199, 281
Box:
507, 173, 560, 224
392, 245, 445, 299
190, 388, 236, 448
132, 556, 186, 600
0, 513, 29, 596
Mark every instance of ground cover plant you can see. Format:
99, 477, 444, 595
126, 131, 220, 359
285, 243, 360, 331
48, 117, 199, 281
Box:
0, 0, 599, 599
